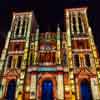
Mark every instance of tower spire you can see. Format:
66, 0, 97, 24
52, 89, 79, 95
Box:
57, 24, 60, 32
36, 25, 39, 33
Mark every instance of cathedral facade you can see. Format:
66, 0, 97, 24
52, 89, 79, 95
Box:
0, 7, 100, 100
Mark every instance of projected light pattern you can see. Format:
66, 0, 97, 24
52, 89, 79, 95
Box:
0, 7, 100, 100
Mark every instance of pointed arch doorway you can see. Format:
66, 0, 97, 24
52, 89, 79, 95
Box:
42, 80, 53, 100
6, 80, 16, 100
80, 80, 93, 100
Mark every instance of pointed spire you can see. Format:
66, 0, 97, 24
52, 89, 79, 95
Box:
36, 25, 39, 33
35, 25, 39, 41
57, 24, 60, 32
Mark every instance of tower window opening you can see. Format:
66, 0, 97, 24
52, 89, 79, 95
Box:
74, 55, 80, 67
17, 56, 22, 68
16, 17, 21, 36
78, 17, 83, 33
85, 54, 91, 67
73, 17, 77, 32
8, 56, 12, 68
73, 16, 76, 25
22, 18, 26, 36
25, 17, 29, 34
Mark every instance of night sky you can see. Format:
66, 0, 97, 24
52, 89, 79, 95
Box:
0, 0, 99, 53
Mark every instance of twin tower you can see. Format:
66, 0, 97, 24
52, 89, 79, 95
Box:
0, 7, 100, 100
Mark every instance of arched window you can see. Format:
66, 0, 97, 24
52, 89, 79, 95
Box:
85, 54, 91, 67
80, 80, 93, 100
8, 56, 12, 68
74, 55, 80, 67
6, 80, 16, 100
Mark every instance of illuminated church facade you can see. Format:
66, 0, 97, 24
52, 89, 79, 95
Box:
0, 7, 100, 100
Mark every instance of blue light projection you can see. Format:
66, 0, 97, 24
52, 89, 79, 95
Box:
42, 80, 53, 100
80, 80, 93, 100
6, 80, 16, 100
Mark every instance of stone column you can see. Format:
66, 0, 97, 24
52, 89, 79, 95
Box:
65, 10, 76, 100
0, 24, 15, 99
0, 78, 6, 99
90, 78, 100, 100
34, 27, 39, 65
57, 74, 64, 100
30, 74, 37, 99
16, 13, 32, 100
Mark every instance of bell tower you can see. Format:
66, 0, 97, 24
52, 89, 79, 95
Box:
65, 7, 100, 100
0, 7, 100, 100
0, 11, 36, 99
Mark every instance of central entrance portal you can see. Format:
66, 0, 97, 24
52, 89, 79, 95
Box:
42, 80, 53, 100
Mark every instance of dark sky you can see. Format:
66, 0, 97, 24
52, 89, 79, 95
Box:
0, 0, 100, 52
